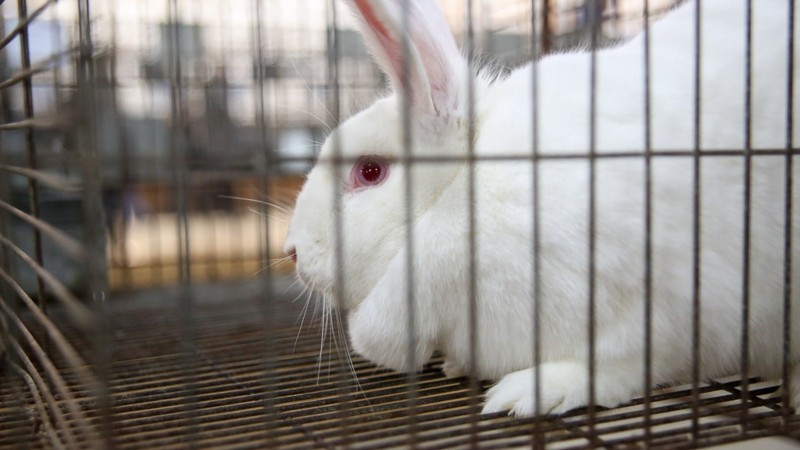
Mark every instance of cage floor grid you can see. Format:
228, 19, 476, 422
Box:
1, 279, 798, 449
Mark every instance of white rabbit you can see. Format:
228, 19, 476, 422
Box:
284, 0, 800, 417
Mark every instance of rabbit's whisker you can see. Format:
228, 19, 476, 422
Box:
219, 195, 294, 215
247, 209, 289, 224
292, 285, 312, 321
284, 278, 302, 295
279, 144, 321, 153
335, 306, 371, 407
287, 57, 340, 128
266, 256, 294, 270
316, 288, 335, 384
274, 103, 333, 133
293, 287, 314, 353
301, 137, 324, 146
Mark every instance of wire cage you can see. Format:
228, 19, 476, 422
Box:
0, 0, 798, 448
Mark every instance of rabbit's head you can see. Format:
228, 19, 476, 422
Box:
285, 0, 471, 311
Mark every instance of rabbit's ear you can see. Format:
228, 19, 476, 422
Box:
347, 0, 465, 118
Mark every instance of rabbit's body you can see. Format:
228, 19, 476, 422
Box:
286, 0, 800, 416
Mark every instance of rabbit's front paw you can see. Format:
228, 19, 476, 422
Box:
442, 358, 465, 379
482, 362, 591, 417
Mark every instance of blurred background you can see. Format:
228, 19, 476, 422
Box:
0, 0, 679, 294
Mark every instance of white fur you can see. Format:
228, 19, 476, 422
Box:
285, 0, 800, 417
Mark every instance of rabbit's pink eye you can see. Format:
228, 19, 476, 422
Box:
350, 156, 390, 190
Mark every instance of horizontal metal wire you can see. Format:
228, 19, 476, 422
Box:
0, 265, 95, 375
279, 148, 800, 166
0, 200, 84, 261
0, 118, 61, 131
1, 317, 85, 449
0, 164, 81, 193
8, 360, 68, 450
0, 48, 78, 91
3, 146, 792, 175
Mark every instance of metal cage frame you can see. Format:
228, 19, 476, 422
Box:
0, 0, 798, 448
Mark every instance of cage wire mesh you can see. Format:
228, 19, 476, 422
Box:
0, 0, 799, 448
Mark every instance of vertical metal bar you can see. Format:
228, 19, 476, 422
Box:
464, 0, 479, 448
46, 0, 64, 173
0, 4, 14, 321
530, 0, 544, 448
76, 0, 111, 446
166, 0, 199, 444
398, 0, 418, 447
690, 0, 703, 443
541, 0, 551, 56
140, 0, 164, 289
325, 1, 350, 447
782, 0, 796, 430
108, 0, 133, 289
252, 0, 277, 445
221, 43, 249, 280
642, 0, 653, 444
740, 0, 753, 434
167, 0, 192, 285
16, 0, 46, 335
587, 0, 599, 444
0, 10, 25, 448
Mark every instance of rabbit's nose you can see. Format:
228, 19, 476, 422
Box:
288, 247, 297, 263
